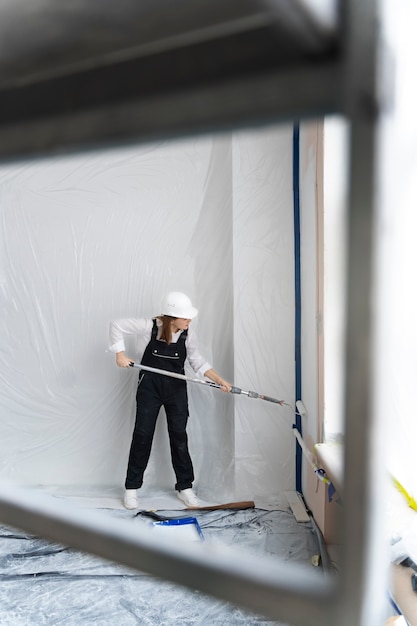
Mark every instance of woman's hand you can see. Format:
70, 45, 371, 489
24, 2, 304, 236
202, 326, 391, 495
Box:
218, 378, 232, 393
116, 352, 133, 368
204, 368, 232, 393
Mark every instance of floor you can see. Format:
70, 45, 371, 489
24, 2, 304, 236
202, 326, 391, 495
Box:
0, 490, 329, 625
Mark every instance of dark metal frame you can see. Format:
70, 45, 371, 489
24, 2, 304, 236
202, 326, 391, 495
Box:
0, 2, 386, 624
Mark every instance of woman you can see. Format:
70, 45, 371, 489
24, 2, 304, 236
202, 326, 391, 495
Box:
109, 291, 231, 509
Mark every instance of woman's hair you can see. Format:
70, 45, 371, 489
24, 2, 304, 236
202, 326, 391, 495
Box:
156, 315, 176, 345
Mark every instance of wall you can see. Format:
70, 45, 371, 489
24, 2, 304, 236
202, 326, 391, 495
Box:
297, 121, 336, 538
0, 125, 296, 502
297, 121, 321, 485
233, 127, 295, 500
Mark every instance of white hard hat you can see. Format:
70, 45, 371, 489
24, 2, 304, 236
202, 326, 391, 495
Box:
162, 292, 198, 319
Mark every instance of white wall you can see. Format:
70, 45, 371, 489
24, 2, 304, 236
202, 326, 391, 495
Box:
233, 127, 295, 500
299, 123, 320, 442
376, 0, 417, 500
300, 120, 328, 500
0, 126, 296, 501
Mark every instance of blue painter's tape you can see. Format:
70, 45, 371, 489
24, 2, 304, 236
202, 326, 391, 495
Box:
293, 123, 302, 494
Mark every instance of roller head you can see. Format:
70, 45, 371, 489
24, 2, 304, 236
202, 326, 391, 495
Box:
295, 400, 308, 417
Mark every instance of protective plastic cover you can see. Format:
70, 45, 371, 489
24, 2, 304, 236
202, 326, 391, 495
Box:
0, 506, 324, 625
0, 126, 295, 503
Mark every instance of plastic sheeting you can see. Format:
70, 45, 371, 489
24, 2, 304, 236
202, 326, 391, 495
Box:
0, 126, 295, 503
0, 504, 324, 625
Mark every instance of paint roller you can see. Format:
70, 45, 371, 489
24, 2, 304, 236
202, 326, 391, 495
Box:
128, 362, 287, 406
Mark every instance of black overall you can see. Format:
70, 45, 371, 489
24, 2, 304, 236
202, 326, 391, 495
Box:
124, 320, 194, 491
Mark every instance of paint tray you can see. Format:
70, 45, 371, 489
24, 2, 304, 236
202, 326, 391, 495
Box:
150, 516, 204, 542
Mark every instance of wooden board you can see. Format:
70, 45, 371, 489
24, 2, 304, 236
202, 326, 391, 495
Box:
285, 491, 310, 522
186, 500, 255, 511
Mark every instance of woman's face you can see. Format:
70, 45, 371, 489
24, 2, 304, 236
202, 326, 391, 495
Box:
172, 318, 191, 332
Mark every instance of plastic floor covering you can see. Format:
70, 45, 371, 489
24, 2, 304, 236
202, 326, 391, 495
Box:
0, 502, 326, 626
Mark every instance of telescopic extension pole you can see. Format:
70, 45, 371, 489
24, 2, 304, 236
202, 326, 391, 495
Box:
129, 362, 285, 406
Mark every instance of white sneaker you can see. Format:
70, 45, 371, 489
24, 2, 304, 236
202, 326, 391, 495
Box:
177, 488, 201, 507
123, 489, 138, 509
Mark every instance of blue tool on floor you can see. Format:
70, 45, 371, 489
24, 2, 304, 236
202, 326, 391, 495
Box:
135, 510, 204, 541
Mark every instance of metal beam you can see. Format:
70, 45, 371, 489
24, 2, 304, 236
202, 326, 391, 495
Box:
0, 0, 387, 624
0, 0, 341, 159
0, 60, 342, 161
337, 1, 388, 625
0, 0, 339, 88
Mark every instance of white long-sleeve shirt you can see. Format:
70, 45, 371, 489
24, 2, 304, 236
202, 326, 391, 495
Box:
109, 318, 212, 377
